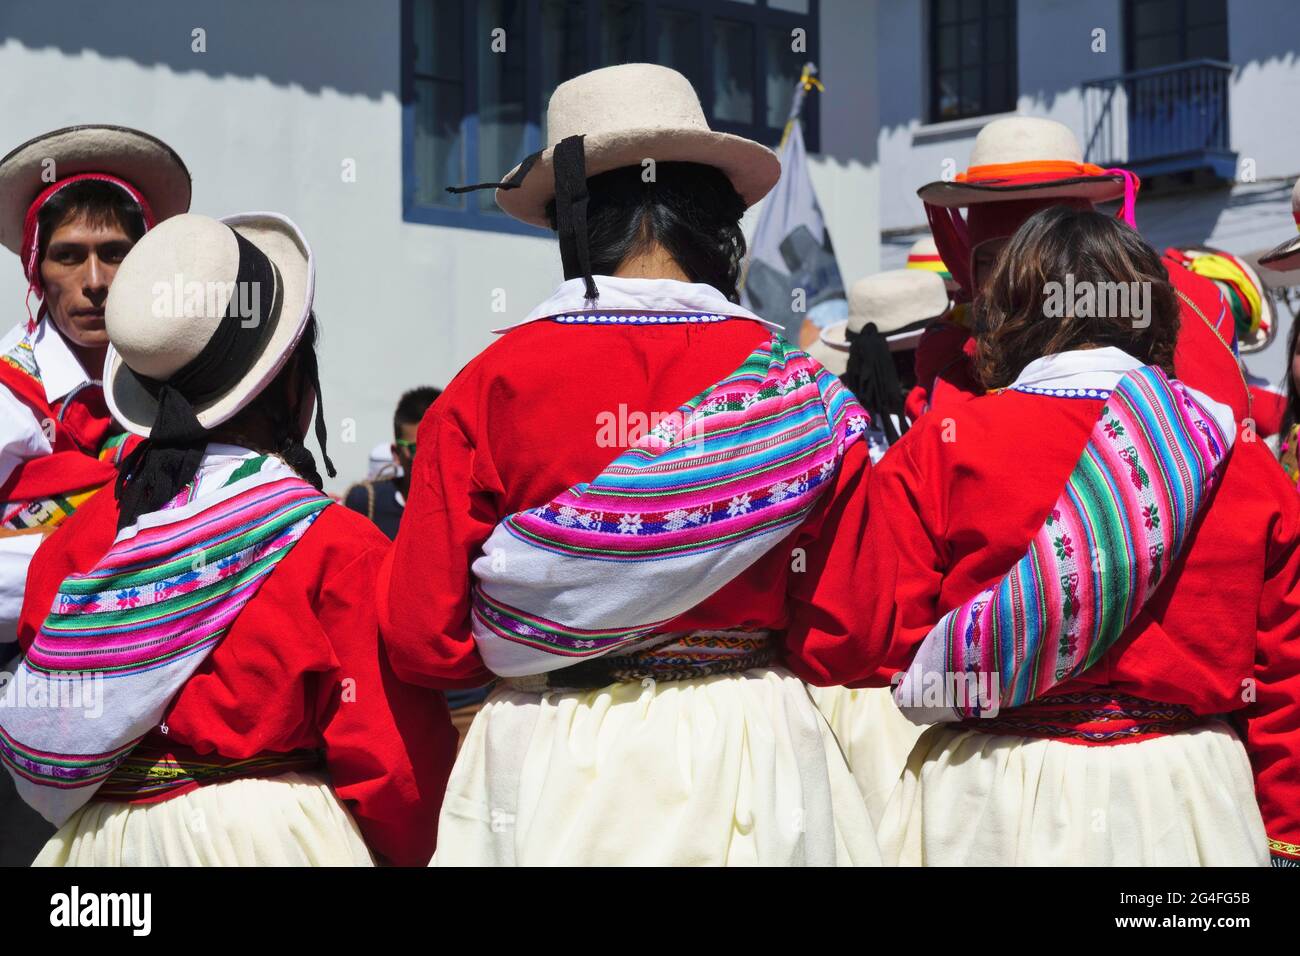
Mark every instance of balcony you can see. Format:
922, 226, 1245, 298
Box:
1082, 59, 1236, 180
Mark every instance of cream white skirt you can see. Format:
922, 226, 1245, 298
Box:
434, 667, 880, 866
808, 685, 928, 825
877, 721, 1268, 866
33, 772, 374, 867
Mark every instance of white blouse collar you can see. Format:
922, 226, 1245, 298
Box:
1008, 346, 1145, 393
30, 318, 93, 404
495, 275, 784, 334
1007, 346, 1236, 438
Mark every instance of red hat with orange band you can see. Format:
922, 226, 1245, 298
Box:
916, 117, 1140, 297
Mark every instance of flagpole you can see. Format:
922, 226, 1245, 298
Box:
740, 62, 825, 297
779, 62, 823, 150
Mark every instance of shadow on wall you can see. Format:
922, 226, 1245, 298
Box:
0, 0, 399, 100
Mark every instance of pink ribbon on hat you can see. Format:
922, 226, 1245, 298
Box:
19, 172, 156, 332
1102, 167, 1141, 228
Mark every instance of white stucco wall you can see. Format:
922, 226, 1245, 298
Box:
0, 0, 881, 491
876, 0, 1299, 232
873, 0, 1299, 384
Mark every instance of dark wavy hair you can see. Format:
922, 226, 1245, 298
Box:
545, 161, 748, 302
1282, 312, 1300, 442
974, 206, 1181, 389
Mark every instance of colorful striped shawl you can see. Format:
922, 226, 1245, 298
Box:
0, 453, 329, 825
471, 334, 869, 677
893, 366, 1233, 723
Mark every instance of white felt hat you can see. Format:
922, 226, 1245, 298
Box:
0, 124, 191, 256
805, 335, 848, 378
918, 117, 1126, 208
1260, 179, 1300, 272
103, 212, 314, 437
819, 269, 949, 358
495, 64, 781, 227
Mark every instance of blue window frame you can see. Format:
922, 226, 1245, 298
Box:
401, 0, 819, 234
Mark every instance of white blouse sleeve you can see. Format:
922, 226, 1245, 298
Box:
0, 386, 51, 490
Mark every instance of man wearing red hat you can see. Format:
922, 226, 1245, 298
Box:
913, 116, 1248, 427
0, 125, 190, 650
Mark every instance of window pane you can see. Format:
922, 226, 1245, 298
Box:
936, 23, 958, 69
713, 19, 755, 124
542, 0, 586, 141
765, 26, 804, 128
960, 20, 982, 66
657, 9, 701, 90
936, 71, 960, 119
986, 16, 1008, 62
986, 62, 1013, 112
1133, 0, 1178, 38
600, 0, 644, 65
960, 66, 983, 114
961, 0, 982, 20
1133, 33, 1180, 69
477, 0, 527, 209
1186, 23, 1228, 60
767, 0, 810, 11
413, 0, 464, 80
414, 79, 464, 206
936, 0, 960, 25
986, 0, 1009, 16
1186, 0, 1227, 27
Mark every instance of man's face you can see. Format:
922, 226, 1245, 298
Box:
392, 421, 419, 473
38, 212, 135, 350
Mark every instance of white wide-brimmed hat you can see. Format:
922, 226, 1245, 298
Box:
494, 64, 781, 227
918, 117, 1126, 208
0, 124, 191, 257
103, 212, 315, 437
1260, 179, 1300, 272
818, 270, 950, 368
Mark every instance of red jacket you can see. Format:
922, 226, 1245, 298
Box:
379, 316, 898, 690
18, 487, 456, 867
871, 379, 1300, 863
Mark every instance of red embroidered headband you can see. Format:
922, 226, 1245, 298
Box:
20, 172, 156, 330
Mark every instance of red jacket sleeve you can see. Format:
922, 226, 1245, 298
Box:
314, 536, 458, 867
783, 441, 898, 686
862, 432, 947, 680
1242, 455, 1300, 866
378, 406, 495, 688
17, 484, 120, 652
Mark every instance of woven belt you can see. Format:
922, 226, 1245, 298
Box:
960, 691, 1207, 744
503, 630, 776, 692
95, 739, 322, 803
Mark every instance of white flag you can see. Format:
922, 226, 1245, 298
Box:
741, 119, 847, 342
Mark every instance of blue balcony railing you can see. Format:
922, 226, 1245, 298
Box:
1082, 59, 1236, 179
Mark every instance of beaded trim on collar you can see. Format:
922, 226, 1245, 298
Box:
549, 312, 733, 325
1007, 384, 1112, 399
